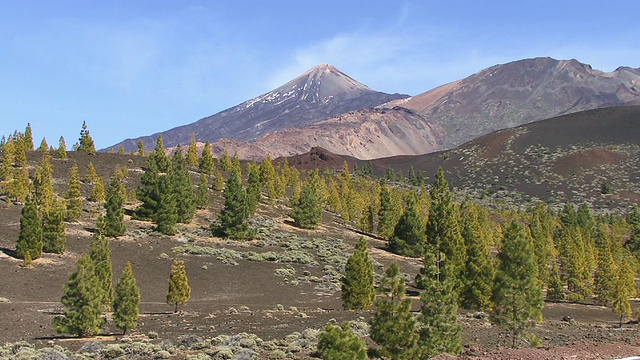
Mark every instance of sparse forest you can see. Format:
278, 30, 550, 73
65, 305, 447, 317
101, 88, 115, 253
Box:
1, 122, 640, 359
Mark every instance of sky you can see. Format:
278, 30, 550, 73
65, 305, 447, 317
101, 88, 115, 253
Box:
1, 1, 639, 150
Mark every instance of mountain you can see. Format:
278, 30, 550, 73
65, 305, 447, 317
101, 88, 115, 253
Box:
389, 57, 640, 149
112, 64, 408, 152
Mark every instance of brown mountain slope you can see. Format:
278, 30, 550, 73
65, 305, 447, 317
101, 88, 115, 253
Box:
388, 57, 640, 149
210, 107, 445, 160
111, 64, 408, 152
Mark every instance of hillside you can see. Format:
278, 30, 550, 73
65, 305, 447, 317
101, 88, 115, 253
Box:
289, 106, 640, 210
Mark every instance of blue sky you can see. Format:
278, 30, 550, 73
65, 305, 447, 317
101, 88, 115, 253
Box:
1, 1, 639, 149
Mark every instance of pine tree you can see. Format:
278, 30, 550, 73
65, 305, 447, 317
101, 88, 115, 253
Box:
219, 145, 233, 172
211, 166, 225, 191
11, 165, 31, 203
389, 195, 425, 258
104, 176, 126, 237
33, 151, 55, 215
195, 174, 210, 210
84, 162, 98, 184
425, 167, 466, 290
90, 177, 106, 203
90, 236, 114, 310
113, 262, 141, 334
24, 123, 34, 151
246, 164, 262, 214
37, 137, 49, 151
170, 149, 196, 223
459, 202, 495, 311
546, 261, 565, 301
57, 136, 67, 159
16, 196, 43, 260
135, 156, 160, 220
491, 220, 544, 347
215, 166, 253, 239
13, 133, 28, 168
77, 121, 96, 153
259, 155, 281, 200
150, 135, 171, 173
290, 170, 323, 229
417, 246, 462, 357
166, 259, 191, 313
199, 141, 215, 175
137, 140, 145, 156
186, 133, 199, 166
154, 176, 178, 235
370, 263, 418, 359
43, 198, 66, 254
0, 140, 15, 187
341, 237, 375, 310
528, 202, 556, 286
53, 254, 103, 337
317, 322, 367, 360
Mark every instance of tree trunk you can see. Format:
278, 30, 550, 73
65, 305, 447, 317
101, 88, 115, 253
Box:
174, 303, 178, 313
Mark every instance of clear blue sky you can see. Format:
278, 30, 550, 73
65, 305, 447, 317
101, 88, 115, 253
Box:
1, 1, 638, 149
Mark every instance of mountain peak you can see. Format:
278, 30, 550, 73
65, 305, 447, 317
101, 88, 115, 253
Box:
281, 64, 371, 101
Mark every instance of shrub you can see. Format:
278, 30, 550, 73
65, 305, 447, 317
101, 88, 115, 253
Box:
317, 323, 367, 360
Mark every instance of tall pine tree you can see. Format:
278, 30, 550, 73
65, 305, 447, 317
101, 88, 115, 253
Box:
16, 196, 43, 260
65, 164, 83, 222
389, 195, 425, 258
491, 220, 544, 347
154, 175, 178, 235
52, 254, 103, 337
167, 259, 191, 313
170, 149, 196, 223
113, 262, 141, 334
341, 237, 375, 310
42, 198, 66, 254
369, 263, 418, 359
90, 235, 114, 311
290, 170, 323, 229
77, 121, 96, 153
104, 176, 126, 237
215, 166, 252, 239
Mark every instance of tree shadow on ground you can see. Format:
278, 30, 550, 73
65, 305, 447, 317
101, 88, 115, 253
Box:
0, 247, 19, 259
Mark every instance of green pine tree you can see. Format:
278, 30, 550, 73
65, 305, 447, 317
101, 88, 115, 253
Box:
113, 262, 141, 334
186, 133, 199, 166
150, 135, 171, 173
65, 165, 83, 222
341, 237, 376, 310
259, 155, 280, 200
104, 176, 126, 237
33, 151, 55, 215
24, 123, 34, 151
90, 177, 106, 203
425, 167, 466, 291
137, 140, 145, 156
219, 145, 233, 172
57, 136, 68, 159
77, 121, 96, 153
290, 170, 323, 229
370, 263, 419, 359
546, 261, 565, 301
195, 173, 210, 210
215, 166, 253, 239
154, 176, 178, 235
170, 149, 196, 223
166, 259, 191, 313
528, 202, 557, 286
416, 246, 462, 357
16, 196, 43, 260
389, 195, 425, 258
37, 137, 48, 151
135, 156, 161, 220
246, 164, 262, 214
84, 162, 98, 184
459, 203, 495, 311
199, 141, 216, 175
90, 235, 114, 310
53, 254, 103, 337
491, 220, 544, 347
43, 198, 66, 254
317, 322, 367, 360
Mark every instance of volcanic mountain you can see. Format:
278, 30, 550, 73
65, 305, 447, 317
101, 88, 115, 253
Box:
389, 57, 640, 149
112, 64, 408, 152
